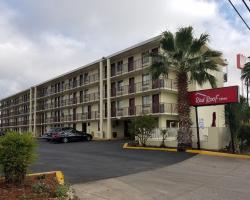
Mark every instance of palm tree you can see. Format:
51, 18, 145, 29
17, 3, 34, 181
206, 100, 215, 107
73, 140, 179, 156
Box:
150, 26, 224, 149
241, 60, 250, 104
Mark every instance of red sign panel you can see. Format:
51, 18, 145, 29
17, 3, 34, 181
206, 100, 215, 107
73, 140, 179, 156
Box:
188, 86, 239, 107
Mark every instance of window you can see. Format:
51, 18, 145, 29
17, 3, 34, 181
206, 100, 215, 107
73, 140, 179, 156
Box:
166, 120, 179, 128
142, 51, 149, 65
151, 47, 159, 54
142, 74, 150, 86
117, 100, 123, 110
69, 78, 72, 89
142, 96, 150, 107
117, 61, 123, 73
61, 81, 64, 91
84, 73, 88, 84
117, 80, 124, 92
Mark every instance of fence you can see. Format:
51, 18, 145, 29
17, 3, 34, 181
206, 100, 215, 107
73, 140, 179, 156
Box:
146, 127, 230, 150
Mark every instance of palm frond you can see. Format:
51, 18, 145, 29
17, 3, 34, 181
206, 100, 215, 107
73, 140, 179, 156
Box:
161, 31, 175, 53
241, 62, 250, 80
189, 33, 209, 54
203, 49, 222, 58
175, 26, 193, 52
149, 54, 169, 80
190, 71, 217, 88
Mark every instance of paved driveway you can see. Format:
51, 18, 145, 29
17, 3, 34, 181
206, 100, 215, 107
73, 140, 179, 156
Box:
32, 140, 193, 183
32, 140, 250, 200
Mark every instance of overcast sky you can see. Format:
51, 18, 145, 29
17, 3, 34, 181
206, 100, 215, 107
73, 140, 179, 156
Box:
0, 0, 249, 98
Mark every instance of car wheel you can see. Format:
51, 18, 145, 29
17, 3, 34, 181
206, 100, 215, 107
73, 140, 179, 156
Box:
62, 138, 68, 143
86, 136, 92, 141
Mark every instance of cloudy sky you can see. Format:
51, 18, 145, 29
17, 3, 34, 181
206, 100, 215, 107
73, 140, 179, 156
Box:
0, 0, 249, 98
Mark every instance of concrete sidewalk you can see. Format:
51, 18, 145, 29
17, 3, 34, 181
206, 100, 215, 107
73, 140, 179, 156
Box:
73, 154, 250, 200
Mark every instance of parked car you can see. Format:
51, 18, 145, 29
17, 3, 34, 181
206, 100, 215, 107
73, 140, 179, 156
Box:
42, 127, 73, 141
51, 129, 92, 143
0, 130, 5, 137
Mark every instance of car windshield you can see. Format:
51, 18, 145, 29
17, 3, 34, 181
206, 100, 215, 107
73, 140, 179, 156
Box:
47, 128, 62, 133
62, 127, 73, 131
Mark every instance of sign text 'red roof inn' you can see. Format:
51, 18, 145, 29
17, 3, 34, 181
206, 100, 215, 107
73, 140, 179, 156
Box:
188, 86, 239, 107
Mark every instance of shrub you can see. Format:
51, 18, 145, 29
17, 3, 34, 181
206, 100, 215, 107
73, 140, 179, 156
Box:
32, 181, 50, 194
0, 132, 37, 185
129, 116, 157, 146
54, 184, 70, 198
18, 195, 32, 200
238, 125, 250, 151
160, 129, 168, 147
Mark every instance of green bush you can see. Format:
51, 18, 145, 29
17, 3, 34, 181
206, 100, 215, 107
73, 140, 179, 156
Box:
238, 125, 250, 151
0, 132, 37, 185
54, 184, 70, 198
129, 116, 157, 146
32, 181, 50, 194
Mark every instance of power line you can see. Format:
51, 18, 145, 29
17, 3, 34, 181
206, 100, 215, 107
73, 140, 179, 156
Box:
242, 0, 250, 13
227, 0, 250, 31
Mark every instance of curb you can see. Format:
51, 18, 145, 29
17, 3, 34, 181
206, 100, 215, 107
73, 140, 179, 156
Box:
0, 171, 65, 184
123, 143, 250, 159
123, 143, 177, 152
28, 171, 65, 185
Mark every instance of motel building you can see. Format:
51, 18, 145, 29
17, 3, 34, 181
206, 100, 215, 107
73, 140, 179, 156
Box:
0, 36, 230, 150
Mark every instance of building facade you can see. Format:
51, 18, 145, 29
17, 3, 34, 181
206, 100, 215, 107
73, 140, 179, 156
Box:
0, 36, 227, 144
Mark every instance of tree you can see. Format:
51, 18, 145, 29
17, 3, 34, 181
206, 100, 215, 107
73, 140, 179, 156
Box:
225, 96, 250, 152
0, 132, 37, 185
150, 26, 224, 149
129, 116, 157, 146
241, 59, 250, 105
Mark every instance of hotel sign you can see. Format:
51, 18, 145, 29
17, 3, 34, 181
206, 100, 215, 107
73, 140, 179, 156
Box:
188, 86, 239, 107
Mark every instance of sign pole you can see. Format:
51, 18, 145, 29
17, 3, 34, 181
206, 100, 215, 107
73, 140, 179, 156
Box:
195, 106, 201, 150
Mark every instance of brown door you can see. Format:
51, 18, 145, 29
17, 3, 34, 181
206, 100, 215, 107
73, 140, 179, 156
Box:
80, 91, 83, 103
111, 63, 116, 77
111, 82, 116, 97
88, 105, 91, 119
82, 123, 87, 132
111, 101, 116, 117
73, 108, 76, 121
129, 98, 135, 115
152, 94, 159, 113
128, 57, 134, 72
129, 77, 135, 93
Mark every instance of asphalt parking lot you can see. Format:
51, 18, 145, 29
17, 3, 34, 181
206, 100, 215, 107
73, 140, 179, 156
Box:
32, 139, 250, 200
32, 139, 193, 183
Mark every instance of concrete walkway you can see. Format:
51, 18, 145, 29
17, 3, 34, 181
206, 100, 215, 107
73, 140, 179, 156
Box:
73, 154, 250, 200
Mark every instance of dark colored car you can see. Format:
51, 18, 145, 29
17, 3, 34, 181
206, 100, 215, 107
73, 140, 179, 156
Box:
0, 130, 5, 137
51, 129, 92, 143
42, 127, 73, 141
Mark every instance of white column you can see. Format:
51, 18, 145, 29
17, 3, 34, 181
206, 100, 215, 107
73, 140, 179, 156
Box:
99, 60, 104, 138
29, 88, 32, 132
107, 58, 111, 139
33, 87, 37, 136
